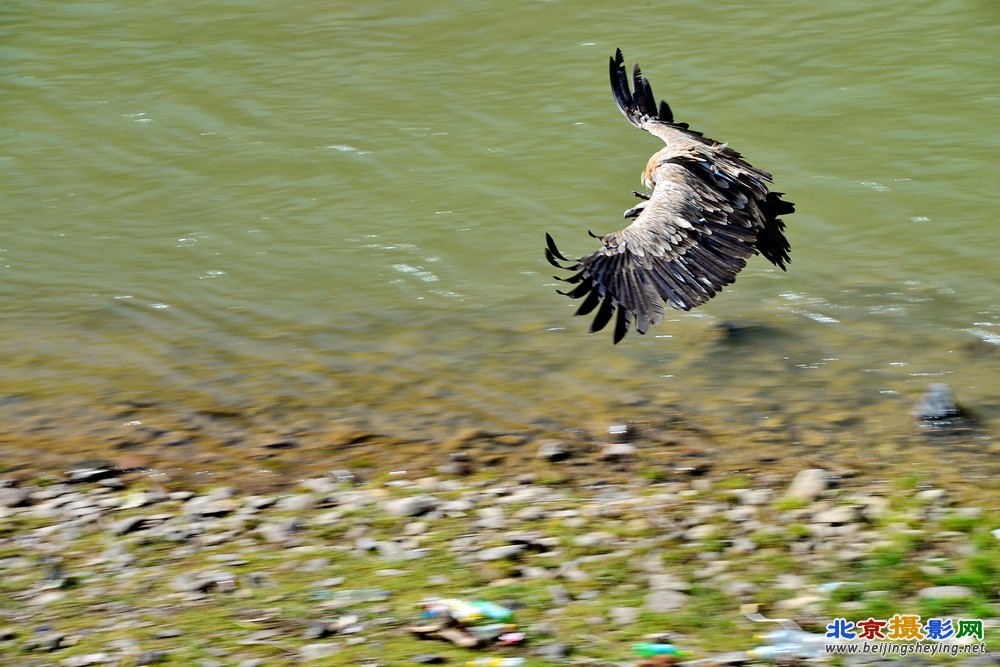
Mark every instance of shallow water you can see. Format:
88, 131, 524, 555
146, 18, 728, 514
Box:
2, 1, 998, 485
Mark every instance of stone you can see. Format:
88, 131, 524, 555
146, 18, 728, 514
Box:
608, 606, 640, 625
644, 588, 688, 612
648, 574, 690, 591
65, 460, 117, 483
599, 442, 636, 461
918, 585, 974, 600
275, 494, 316, 512
299, 643, 340, 661
786, 468, 828, 501
403, 521, 428, 536
538, 642, 571, 660
257, 517, 305, 543
382, 495, 439, 517
548, 584, 572, 606
536, 440, 571, 462
685, 524, 717, 541
574, 531, 614, 548
722, 580, 759, 599
477, 544, 526, 561
912, 383, 960, 420
813, 506, 857, 525
28, 591, 65, 605
136, 650, 168, 665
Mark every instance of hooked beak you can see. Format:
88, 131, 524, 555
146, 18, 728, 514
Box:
623, 201, 647, 219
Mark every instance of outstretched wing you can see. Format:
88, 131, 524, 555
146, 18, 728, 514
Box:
544, 49, 793, 344
546, 161, 760, 344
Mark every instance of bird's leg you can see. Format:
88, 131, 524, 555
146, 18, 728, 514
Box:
622, 191, 652, 219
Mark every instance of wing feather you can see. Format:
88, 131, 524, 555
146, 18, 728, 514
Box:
543, 49, 793, 343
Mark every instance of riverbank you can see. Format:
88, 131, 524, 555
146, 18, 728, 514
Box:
1, 460, 997, 665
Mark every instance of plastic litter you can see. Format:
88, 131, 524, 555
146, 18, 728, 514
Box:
470, 600, 514, 621
464, 659, 525, 667
497, 631, 525, 645
633, 642, 685, 657
745, 610, 837, 660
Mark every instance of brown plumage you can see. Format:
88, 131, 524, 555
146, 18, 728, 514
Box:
545, 48, 793, 344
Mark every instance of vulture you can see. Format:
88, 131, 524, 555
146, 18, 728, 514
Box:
545, 48, 794, 344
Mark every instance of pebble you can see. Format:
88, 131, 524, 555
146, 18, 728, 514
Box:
382, 495, 439, 517
536, 440, 571, 462
599, 442, 636, 461
136, 649, 168, 665
912, 382, 960, 420
299, 642, 340, 661
0, 454, 994, 667
918, 585, 975, 599
786, 468, 829, 501
644, 588, 689, 612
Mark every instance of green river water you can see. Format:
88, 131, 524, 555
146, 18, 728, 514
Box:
2, 1, 999, 486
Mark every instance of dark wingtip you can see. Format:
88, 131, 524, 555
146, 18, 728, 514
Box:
545, 232, 571, 261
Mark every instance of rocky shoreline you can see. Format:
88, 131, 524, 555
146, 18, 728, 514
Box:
1, 460, 997, 666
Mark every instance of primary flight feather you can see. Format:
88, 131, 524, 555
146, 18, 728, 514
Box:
545, 48, 793, 344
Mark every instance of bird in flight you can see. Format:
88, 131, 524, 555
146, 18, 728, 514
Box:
545, 48, 793, 344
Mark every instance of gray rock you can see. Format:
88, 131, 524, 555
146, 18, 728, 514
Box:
599, 442, 636, 461
574, 531, 614, 548
918, 585, 975, 599
32, 631, 64, 651
644, 588, 688, 612
685, 524, 717, 541
477, 544, 526, 561
548, 584, 571, 606
61, 653, 111, 666
257, 517, 305, 543
722, 580, 759, 599
65, 460, 117, 484
303, 621, 331, 639
403, 521, 428, 536
813, 506, 857, 525
536, 440, 571, 462
538, 642, 571, 660
236, 660, 266, 667
786, 468, 829, 501
382, 495, 439, 517
276, 494, 316, 512
0, 487, 30, 507
28, 591, 65, 605
136, 650, 168, 665
110, 515, 148, 535
608, 606, 640, 625
913, 383, 960, 420
299, 643, 340, 661
648, 573, 690, 591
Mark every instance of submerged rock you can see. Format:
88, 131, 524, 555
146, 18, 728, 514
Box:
912, 383, 961, 421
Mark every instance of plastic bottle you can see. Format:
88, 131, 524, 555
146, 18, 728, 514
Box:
464, 659, 525, 667
439, 599, 485, 623
633, 642, 684, 657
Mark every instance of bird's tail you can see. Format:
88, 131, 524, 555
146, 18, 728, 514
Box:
753, 192, 794, 270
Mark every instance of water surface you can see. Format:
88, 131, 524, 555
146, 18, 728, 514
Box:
2, 0, 998, 485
